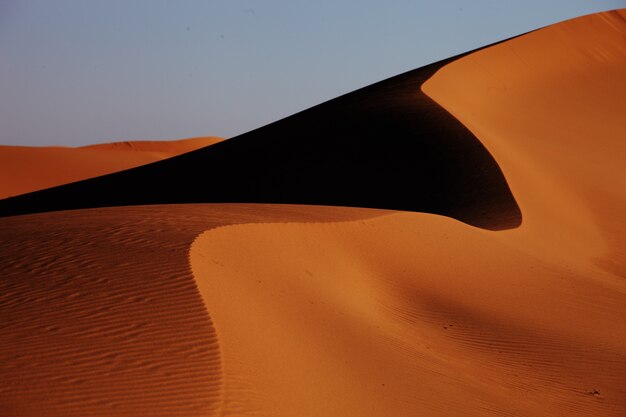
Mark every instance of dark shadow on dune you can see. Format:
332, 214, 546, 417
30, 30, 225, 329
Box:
0, 48, 522, 230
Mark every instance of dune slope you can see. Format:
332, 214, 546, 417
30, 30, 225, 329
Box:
4, 202, 624, 417
0, 204, 385, 417
0, 137, 222, 199
191, 210, 626, 416
422, 9, 626, 273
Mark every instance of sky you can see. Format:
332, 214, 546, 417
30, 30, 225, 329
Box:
1, 0, 624, 146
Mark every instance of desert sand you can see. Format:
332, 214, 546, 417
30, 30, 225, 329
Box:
0, 137, 222, 199
191, 208, 626, 416
0, 204, 386, 417
422, 8, 626, 276
1, 9, 625, 417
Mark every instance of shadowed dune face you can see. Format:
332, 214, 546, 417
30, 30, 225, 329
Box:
0, 53, 521, 230
423, 8, 626, 272
0, 137, 222, 199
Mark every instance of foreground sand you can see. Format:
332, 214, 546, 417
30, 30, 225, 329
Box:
0, 137, 222, 199
191, 208, 626, 416
2, 203, 624, 416
0, 204, 385, 417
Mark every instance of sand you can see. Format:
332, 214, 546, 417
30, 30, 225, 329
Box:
2, 203, 624, 416
191, 209, 626, 416
0, 204, 385, 417
1, 8, 625, 417
422, 9, 626, 275
0, 137, 222, 199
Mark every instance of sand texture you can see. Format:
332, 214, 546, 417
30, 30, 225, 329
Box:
1, 8, 625, 417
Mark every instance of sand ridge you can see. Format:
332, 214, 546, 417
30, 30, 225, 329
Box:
3, 202, 624, 416
190, 211, 626, 416
422, 9, 626, 274
0, 204, 387, 417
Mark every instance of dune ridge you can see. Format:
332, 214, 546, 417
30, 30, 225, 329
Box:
0, 204, 387, 417
3, 200, 624, 416
0, 137, 222, 199
422, 9, 626, 273
190, 210, 626, 416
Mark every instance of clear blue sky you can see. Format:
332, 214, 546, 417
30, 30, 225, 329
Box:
1, 0, 624, 146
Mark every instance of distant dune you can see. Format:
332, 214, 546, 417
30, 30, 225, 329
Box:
0, 137, 222, 199
1, 9, 625, 417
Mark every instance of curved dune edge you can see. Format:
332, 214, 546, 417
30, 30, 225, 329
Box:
0, 204, 387, 417
190, 210, 626, 417
422, 9, 626, 275
0, 136, 222, 199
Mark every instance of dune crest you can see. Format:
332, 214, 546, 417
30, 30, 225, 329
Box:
0, 204, 386, 417
422, 9, 626, 273
0, 137, 222, 199
4, 200, 624, 416
190, 211, 626, 416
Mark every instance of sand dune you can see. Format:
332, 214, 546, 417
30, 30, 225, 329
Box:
422, 9, 626, 275
191, 210, 626, 416
0, 137, 222, 199
2, 203, 624, 416
1, 8, 625, 417
0, 204, 385, 417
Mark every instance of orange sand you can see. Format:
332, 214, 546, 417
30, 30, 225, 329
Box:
2, 202, 624, 416
1, 9, 626, 417
422, 9, 626, 275
0, 204, 384, 417
0, 137, 222, 199
191, 209, 626, 416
